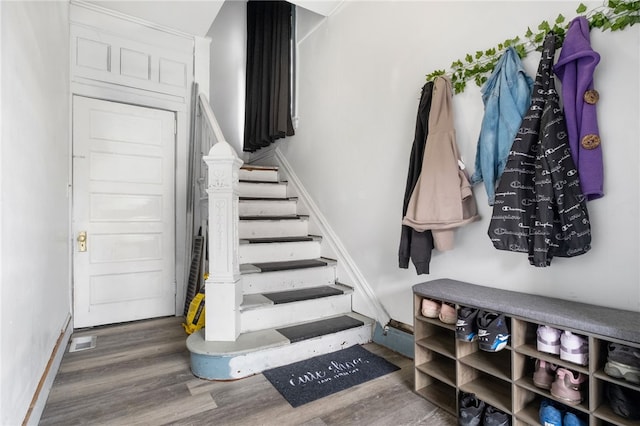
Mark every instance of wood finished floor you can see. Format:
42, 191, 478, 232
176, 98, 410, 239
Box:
40, 316, 457, 426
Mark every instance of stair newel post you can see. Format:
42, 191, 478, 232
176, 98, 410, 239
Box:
203, 141, 243, 342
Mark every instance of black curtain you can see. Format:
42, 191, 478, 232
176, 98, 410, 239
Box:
244, 0, 295, 153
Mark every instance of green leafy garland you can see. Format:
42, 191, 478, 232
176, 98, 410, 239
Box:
426, 0, 640, 94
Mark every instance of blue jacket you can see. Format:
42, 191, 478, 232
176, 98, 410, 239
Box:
471, 47, 533, 205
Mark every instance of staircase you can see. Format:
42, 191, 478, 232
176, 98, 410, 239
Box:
186, 162, 374, 380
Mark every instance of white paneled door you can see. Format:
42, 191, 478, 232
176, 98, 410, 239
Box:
73, 96, 176, 328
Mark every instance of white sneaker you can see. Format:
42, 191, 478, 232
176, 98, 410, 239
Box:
537, 325, 561, 355
560, 331, 589, 365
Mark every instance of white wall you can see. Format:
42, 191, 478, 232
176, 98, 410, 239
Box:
208, 0, 247, 155
1, 2, 70, 424
89, 0, 224, 37
280, 1, 640, 325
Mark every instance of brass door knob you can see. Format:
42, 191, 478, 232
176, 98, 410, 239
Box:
77, 231, 87, 252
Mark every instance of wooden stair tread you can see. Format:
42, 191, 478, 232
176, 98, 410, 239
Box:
240, 179, 287, 184
241, 165, 278, 171
263, 285, 344, 305
250, 258, 328, 272
241, 236, 315, 243
240, 197, 297, 201
276, 315, 365, 343
187, 312, 372, 359
240, 215, 306, 220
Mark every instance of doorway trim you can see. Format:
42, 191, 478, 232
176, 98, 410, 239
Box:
68, 0, 212, 326
70, 81, 190, 321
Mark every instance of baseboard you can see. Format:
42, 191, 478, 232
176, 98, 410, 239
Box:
372, 322, 414, 359
23, 314, 73, 426
273, 147, 391, 327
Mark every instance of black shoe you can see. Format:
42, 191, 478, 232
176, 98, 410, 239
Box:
483, 405, 511, 426
477, 311, 510, 352
456, 306, 478, 342
606, 382, 640, 420
605, 343, 640, 384
458, 392, 484, 426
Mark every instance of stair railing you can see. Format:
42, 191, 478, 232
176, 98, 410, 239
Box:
197, 93, 244, 341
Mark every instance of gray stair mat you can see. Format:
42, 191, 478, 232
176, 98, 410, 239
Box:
243, 236, 313, 243
263, 285, 343, 304
240, 197, 295, 201
277, 315, 365, 343
240, 215, 301, 220
253, 259, 328, 272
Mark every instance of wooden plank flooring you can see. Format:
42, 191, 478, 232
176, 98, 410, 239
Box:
40, 316, 457, 425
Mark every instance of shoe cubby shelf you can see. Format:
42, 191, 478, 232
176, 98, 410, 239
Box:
413, 279, 640, 426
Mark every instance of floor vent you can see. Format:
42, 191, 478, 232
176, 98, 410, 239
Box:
68, 335, 97, 353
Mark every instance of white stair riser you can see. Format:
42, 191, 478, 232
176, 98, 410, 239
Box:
239, 219, 308, 238
228, 325, 372, 379
241, 294, 352, 333
242, 265, 337, 295
189, 322, 373, 380
239, 241, 321, 264
239, 168, 279, 182
239, 181, 287, 199
239, 199, 297, 216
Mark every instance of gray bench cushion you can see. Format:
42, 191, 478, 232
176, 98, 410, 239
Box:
413, 279, 640, 344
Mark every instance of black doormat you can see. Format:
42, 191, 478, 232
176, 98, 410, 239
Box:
277, 315, 364, 343
262, 345, 400, 407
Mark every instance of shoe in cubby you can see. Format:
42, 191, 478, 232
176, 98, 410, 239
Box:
550, 368, 586, 405
483, 404, 511, 426
421, 298, 441, 318
533, 358, 558, 390
563, 411, 587, 426
539, 398, 563, 426
438, 302, 457, 324
539, 398, 587, 426
604, 342, 640, 384
456, 306, 478, 342
459, 392, 485, 426
605, 382, 640, 420
477, 311, 509, 352
560, 331, 588, 366
537, 325, 561, 355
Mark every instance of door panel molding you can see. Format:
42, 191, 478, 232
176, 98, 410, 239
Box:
73, 96, 176, 328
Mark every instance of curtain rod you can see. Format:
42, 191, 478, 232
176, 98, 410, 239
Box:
427, 0, 640, 94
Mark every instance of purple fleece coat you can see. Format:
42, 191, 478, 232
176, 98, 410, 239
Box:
554, 16, 603, 200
